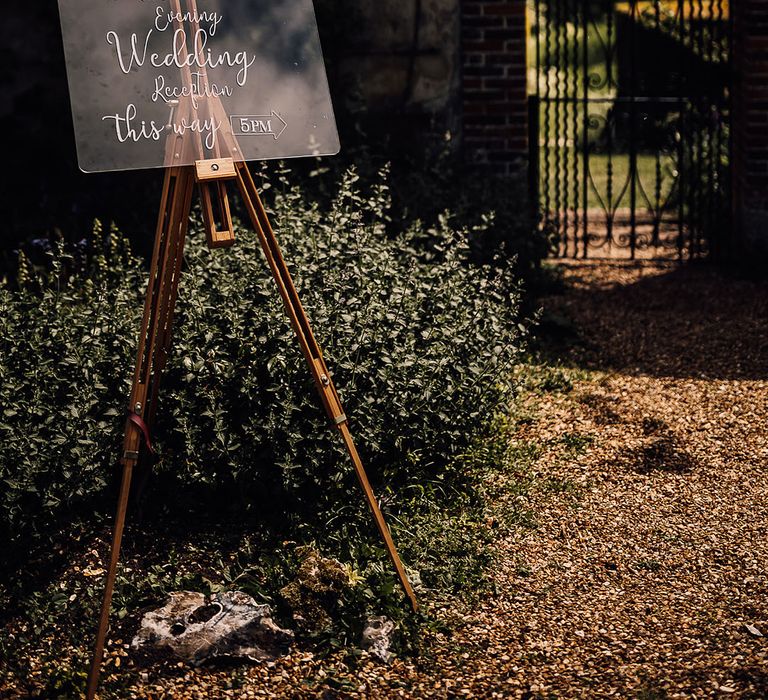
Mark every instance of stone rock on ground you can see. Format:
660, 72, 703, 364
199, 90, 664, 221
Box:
361, 616, 396, 663
131, 591, 293, 665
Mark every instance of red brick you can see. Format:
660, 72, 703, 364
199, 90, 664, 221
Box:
460, 0, 528, 171
732, 1, 768, 256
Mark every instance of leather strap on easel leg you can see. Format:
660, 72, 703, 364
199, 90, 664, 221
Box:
126, 412, 155, 455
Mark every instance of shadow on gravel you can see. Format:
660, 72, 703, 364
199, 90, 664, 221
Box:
628, 434, 698, 474
537, 261, 768, 381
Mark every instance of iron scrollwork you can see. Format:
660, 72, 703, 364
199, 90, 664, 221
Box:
532, 0, 731, 260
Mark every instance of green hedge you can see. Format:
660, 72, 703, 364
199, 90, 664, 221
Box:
0, 166, 528, 555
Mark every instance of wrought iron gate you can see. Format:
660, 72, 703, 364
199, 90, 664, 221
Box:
530, 1, 731, 259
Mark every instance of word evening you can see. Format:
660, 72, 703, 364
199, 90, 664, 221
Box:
153, 6, 223, 35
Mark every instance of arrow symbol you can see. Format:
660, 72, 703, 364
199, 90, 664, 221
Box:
270, 111, 288, 140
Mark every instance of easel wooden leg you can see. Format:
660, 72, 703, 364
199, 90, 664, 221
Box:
145, 169, 196, 427
235, 163, 419, 613
86, 167, 195, 700
135, 169, 195, 516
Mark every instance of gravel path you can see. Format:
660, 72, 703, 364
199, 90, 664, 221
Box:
91, 260, 768, 698
405, 260, 768, 699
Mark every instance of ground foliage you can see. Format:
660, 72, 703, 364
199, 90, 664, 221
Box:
0, 165, 533, 697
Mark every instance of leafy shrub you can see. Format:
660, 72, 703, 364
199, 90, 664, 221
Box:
382, 144, 547, 272
0, 166, 528, 559
0, 225, 142, 552
289, 140, 550, 290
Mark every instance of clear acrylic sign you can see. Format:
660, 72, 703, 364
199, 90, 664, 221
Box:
57, 0, 340, 173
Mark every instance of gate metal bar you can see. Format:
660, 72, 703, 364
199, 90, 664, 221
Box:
531, 0, 731, 260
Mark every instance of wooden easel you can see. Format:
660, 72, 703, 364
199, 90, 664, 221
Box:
85, 3, 417, 698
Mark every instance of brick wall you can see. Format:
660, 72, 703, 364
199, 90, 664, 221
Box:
732, 1, 768, 260
460, 0, 528, 176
